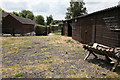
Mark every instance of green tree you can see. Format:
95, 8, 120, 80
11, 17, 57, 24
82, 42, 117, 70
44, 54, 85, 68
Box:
0, 8, 6, 13
34, 15, 45, 25
19, 10, 34, 20
50, 21, 56, 25
65, 1, 87, 19
46, 15, 53, 25
12, 11, 19, 16
26, 13, 34, 20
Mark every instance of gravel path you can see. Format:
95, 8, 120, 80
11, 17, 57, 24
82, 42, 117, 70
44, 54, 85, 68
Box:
2, 35, 120, 78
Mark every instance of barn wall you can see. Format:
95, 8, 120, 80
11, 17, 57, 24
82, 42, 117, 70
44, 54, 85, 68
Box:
95, 7, 120, 47
72, 15, 94, 44
22, 24, 34, 34
2, 15, 34, 34
64, 6, 120, 47
2, 15, 22, 34
72, 19, 80, 41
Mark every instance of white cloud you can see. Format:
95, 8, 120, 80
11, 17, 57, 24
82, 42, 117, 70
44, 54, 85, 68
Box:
0, 0, 28, 11
31, 2, 50, 12
84, 0, 119, 13
0, 0, 119, 20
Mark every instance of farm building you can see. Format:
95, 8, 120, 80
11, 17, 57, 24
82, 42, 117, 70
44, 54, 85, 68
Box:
63, 5, 120, 47
2, 13, 36, 36
54, 20, 63, 24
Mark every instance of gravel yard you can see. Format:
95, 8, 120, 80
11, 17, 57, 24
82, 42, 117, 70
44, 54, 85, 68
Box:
2, 35, 120, 78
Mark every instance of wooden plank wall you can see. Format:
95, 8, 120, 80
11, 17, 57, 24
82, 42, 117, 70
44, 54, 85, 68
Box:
95, 7, 120, 47
71, 6, 120, 47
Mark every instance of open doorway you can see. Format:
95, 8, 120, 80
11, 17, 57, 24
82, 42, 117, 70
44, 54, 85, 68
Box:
68, 21, 72, 37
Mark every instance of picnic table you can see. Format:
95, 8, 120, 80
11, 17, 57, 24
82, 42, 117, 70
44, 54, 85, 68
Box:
83, 43, 120, 71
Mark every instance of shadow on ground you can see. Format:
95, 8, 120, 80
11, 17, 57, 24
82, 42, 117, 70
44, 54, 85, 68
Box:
87, 57, 120, 75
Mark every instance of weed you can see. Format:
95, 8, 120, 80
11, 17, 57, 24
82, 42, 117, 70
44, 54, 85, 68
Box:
80, 52, 86, 55
67, 74, 88, 78
66, 40, 74, 43
48, 66, 53, 70
41, 48, 47, 51
76, 46, 80, 48
40, 62, 46, 64
46, 76, 52, 78
5, 61, 11, 63
92, 64, 99, 68
49, 60, 53, 63
104, 73, 119, 78
54, 32, 61, 35
14, 72, 24, 78
17, 46, 32, 49
79, 59, 82, 62
80, 69, 85, 72
47, 40, 50, 41
68, 69, 77, 75
70, 65, 76, 68
27, 46, 32, 49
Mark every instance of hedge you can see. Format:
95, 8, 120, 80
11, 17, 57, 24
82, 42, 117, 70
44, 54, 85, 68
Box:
34, 25, 47, 36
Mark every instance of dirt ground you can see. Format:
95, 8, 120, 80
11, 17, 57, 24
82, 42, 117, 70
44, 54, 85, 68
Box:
1, 35, 120, 78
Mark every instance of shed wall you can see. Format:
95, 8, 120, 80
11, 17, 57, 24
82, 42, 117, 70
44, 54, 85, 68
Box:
64, 6, 120, 47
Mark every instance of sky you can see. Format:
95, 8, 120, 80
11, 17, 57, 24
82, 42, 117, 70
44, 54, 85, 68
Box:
0, 0, 119, 20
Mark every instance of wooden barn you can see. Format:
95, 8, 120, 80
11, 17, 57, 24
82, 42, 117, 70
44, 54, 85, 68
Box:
63, 5, 120, 47
2, 13, 36, 36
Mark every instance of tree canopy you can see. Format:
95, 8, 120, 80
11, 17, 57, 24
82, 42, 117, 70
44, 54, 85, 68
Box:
0, 8, 6, 13
65, 1, 87, 19
34, 15, 45, 25
12, 11, 19, 16
26, 13, 34, 20
46, 15, 53, 25
19, 10, 34, 20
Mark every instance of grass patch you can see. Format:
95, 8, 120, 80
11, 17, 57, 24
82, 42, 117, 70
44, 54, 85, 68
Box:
17, 46, 33, 49
80, 69, 85, 72
2, 37, 29, 45
14, 72, 24, 78
54, 32, 61, 35
68, 69, 77, 75
40, 61, 47, 64
49, 60, 53, 63
66, 40, 74, 43
80, 52, 86, 55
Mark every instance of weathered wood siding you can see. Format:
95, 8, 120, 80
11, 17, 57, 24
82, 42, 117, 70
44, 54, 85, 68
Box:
2, 15, 34, 34
64, 6, 120, 47
95, 7, 120, 47
72, 15, 94, 44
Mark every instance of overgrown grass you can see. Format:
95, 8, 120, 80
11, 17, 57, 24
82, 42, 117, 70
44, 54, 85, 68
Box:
2, 37, 30, 45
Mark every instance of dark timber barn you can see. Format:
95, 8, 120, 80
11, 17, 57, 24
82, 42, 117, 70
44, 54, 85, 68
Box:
63, 5, 120, 47
2, 13, 36, 36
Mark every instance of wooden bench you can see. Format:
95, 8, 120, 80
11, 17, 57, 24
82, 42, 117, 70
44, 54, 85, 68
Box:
83, 43, 120, 71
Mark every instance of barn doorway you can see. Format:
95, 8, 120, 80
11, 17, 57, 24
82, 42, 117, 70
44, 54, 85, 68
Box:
68, 21, 72, 37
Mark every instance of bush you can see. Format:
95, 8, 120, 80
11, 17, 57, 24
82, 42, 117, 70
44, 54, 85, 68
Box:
34, 25, 47, 36
58, 23, 63, 27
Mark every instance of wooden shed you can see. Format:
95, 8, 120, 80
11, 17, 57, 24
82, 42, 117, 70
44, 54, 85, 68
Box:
63, 5, 120, 47
2, 13, 36, 36
63, 20, 72, 37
